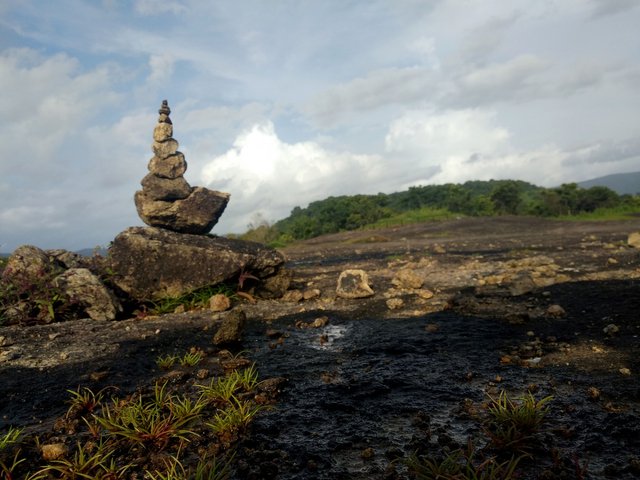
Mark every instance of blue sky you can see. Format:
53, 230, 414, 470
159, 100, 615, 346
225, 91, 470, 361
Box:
1, 0, 639, 252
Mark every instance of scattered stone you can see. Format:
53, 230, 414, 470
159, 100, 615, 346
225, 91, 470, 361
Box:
311, 316, 329, 328
628, 232, 640, 248
281, 289, 304, 303
109, 226, 285, 300
607, 257, 618, 265
392, 269, 424, 289
303, 288, 321, 300
209, 293, 231, 312
196, 369, 210, 379
256, 269, 292, 299
41, 443, 67, 461
587, 386, 601, 400
174, 305, 185, 314
361, 447, 375, 460
53, 268, 121, 321
416, 288, 435, 299
546, 304, 566, 317
336, 269, 375, 299
433, 244, 446, 254
619, 367, 631, 376
603, 324, 619, 336
213, 310, 246, 345
386, 298, 404, 310
425, 323, 439, 333
134, 100, 230, 234
508, 271, 537, 296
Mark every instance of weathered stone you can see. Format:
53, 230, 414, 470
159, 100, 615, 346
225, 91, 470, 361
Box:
108, 226, 285, 300
41, 443, 68, 461
336, 269, 375, 299
53, 268, 121, 320
46, 249, 87, 269
1, 245, 57, 282
135, 187, 230, 234
508, 272, 537, 296
213, 309, 246, 345
148, 153, 187, 179
153, 122, 173, 142
255, 268, 292, 299
386, 298, 404, 310
152, 139, 179, 159
546, 304, 566, 317
392, 268, 424, 289
628, 232, 640, 248
140, 173, 192, 201
209, 293, 232, 312
281, 289, 303, 302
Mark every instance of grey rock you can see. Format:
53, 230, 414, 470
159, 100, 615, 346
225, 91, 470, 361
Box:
213, 309, 246, 345
255, 268, 292, 299
140, 173, 192, 201
134, 187, 230, 234
508, 272, 536, 296
53, 268, 121, 321
152, 139, 179, 159
1, 245, 59, 282
108, 226, 285, 300
148, 153, 187, 179
336, 269, 375, 299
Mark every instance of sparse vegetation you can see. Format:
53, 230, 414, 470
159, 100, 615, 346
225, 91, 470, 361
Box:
148, 283, 236, 315
1, 357, 268, 479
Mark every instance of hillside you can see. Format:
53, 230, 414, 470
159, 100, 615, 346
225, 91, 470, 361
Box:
577, 171, 640, 195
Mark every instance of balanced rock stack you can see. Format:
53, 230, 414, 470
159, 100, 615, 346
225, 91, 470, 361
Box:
134, 100, 230, 234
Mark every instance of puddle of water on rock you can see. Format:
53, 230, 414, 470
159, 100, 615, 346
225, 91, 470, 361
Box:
309, 324, 351, 351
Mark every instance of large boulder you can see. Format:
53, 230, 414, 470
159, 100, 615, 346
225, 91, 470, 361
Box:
108, 226, 286, 300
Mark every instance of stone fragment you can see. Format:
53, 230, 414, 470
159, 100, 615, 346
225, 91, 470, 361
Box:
628, 232, 640, 248
603, 323, 619, 336
148, 153, 187, 179
619, 367, 631, 376
140, 173, 192, 201
392, 268, 424, 289
135, 187, 230, 234
41, 443, 68, 461
508, 272, 537, 296
213, 309, 246, 345
53, 268, 121, 320
546, 304, 566, 317
303, 288, 321, 300
209, 293, 232, 312
336, 269, 375, 299
386, 298, 404, 310
108, 226, 285, 300
255, 268, 292, 299
281, 289, 303, 302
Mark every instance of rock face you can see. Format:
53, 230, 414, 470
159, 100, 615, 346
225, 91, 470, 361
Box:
134, 100, 230, 234
53, 268, 121, 321
109, 227, 286, 300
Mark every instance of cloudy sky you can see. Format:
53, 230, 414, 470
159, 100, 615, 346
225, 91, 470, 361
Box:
1, 0, 639, 252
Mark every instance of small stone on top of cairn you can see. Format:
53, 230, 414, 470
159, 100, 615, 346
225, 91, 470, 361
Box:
134, 100, 230, 234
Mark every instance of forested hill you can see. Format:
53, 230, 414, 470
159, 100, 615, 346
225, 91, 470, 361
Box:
241, 179, 639, 244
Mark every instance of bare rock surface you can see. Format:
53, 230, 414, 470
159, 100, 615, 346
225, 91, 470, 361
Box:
2, 216, 640, 479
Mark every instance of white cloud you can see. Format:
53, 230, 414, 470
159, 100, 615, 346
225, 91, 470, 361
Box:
200, 122, 385, 233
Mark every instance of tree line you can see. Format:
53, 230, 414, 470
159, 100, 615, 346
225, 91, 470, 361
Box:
239, 180, 639, 244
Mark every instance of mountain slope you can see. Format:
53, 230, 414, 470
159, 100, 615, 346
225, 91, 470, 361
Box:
577, 171, 640, 195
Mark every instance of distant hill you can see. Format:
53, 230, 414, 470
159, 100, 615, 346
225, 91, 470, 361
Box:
577, 171, 640, 195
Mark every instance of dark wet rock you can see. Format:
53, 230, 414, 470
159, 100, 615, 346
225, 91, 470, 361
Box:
336, 269, 375, 298
108, 226, 285, 300
53, 268, 121, 321
213, 309, 246, 345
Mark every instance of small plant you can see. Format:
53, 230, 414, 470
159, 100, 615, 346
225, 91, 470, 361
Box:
66, 386, 105, 418
234, 364, 259, 392
94, 382, 202, 450
407, 441, 522, 480
30, 441, 124, 480
0, 428, 22, 451
207, 397, 265, 437
0, 428, 25, 480
157, 354, 179, 370
197, 376, 240, 406
180, 350, 204, 367
484, 391, 553, 451
146, 454, 232, 480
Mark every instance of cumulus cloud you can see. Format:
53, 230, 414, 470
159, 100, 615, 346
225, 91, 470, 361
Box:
200, 122, 386, 233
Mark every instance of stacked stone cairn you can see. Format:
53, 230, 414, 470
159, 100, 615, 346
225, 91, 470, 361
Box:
134, 100, 230, 234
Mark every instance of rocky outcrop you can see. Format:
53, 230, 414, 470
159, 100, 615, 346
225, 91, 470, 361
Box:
0, 246, 119, 324
108, 227, 286, 300
134, 101, 230, 234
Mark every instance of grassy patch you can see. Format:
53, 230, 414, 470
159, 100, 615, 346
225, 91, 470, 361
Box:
364, 207, 457, 229
148, 283, 236, 315
556, 205, 640, 221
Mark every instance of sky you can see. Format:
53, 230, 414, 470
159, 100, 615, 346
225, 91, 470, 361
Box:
1, 0, 639, 252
